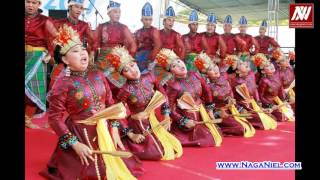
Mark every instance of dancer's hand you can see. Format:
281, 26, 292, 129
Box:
71, 142, 94, 166
131, 111, 148, 121
220, 109, 230, 119
208, 110, 215, 119
111, 127, 125, 150
185, 119, 196, 129
128, 132, 145, 144
163, 115, 172, 131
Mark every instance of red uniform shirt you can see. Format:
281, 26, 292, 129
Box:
201, 32, 226, 58
182, 32, 208, 54
25, 14, 51, 48
159, 29, 185, 59
220, 33, 244, 55
134, 26, 161, 60
95, 21, 137, 55
254, 35, 280, 55
236, 33, 259, 54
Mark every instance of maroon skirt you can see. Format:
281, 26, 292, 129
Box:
122, 117, 164, 161
170, 110, 222, 147
39, 118, 144, 180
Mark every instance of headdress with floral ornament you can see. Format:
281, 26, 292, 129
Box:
224, 54, 239, 67
194, 52, 214, 72
272, 48, 284, 61
251, 53, 270, 69
104, 46, 135, 73
155, 48, 179, 71
53, 24, 82, 55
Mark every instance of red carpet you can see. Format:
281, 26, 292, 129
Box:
26, 114, 295, 180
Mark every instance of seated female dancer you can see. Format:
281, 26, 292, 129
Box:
39, 25, 143, 180
194, 52, 255, 137
103, 46, 182, 161
156, 48, 223, 147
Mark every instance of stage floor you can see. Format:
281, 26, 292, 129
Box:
26, 115, 295, 180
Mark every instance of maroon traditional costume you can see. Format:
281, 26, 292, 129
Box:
40, 25, 143, 180
254, 36, 280, 56
277, 64, 295, 110
202, 32, 226, 59
103, 46, 182, 161
94, 1, 137, 88
117, 73, 172, 160
230, 71, 265, 129
236, 33, 259, 55
194, 53, 254, 137
159, 29, 185, 59
154, 49, 222, 147
134, 26, 161, 72
258, 71, 289, 122
25, 9, 57, 127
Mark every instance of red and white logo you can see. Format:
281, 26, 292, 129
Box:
289, 3, 314, 28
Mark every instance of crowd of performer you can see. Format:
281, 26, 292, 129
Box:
25, 0, 295, 179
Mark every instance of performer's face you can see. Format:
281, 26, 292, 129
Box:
237, 61, 250, 74
188, 23, 198, 33
170, 59, 187, 77
263, 63, 275, 75
108, 8, 121, 22
223, 24, 232, 33
277, 58, 290, 68
207, 23, 216, 33
163, 18, 175, 30
69, 4, 84, 19
259, 27, 266, 36
62, 45, 89, 72
122, 62, 141, 80
207, 65, 220, 79
239, 25, 247, 33
141, 17, 153, 28
25, 0, 41, 15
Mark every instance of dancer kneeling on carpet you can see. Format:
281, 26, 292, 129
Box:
39, 25, 143, 180
194, 52, 255, 137
257, 55, 295, 122
229, 56, 277, 130
104, 46, 182, 161
156, 48, 223, 147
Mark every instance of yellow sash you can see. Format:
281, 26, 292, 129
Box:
177, 93, 223, 147
132, 91, 183, 160
77, 103, 136, 180
274, 96, 295, 122
229, 104, 256, 138
249, 99, 277, 130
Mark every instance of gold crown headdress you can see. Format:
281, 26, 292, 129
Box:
104, 46, 135, 73
194, 52, 214, 72
155, 48, 179, 71
53, 24, 81, 55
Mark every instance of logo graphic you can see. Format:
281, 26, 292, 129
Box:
289, 3, 314, 28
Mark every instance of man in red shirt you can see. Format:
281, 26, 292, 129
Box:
25, 0, 58, 128
159, 6, 185, 59
182, 10, 209, 71
94, 0, 137, 88
254, 20, 280, 56
201, 13, 226, 62
134, 2, 161, 73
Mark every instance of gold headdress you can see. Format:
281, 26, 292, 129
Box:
155, 48, 179, 71
104, 46, 135, 73
53, 24, 81, 55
